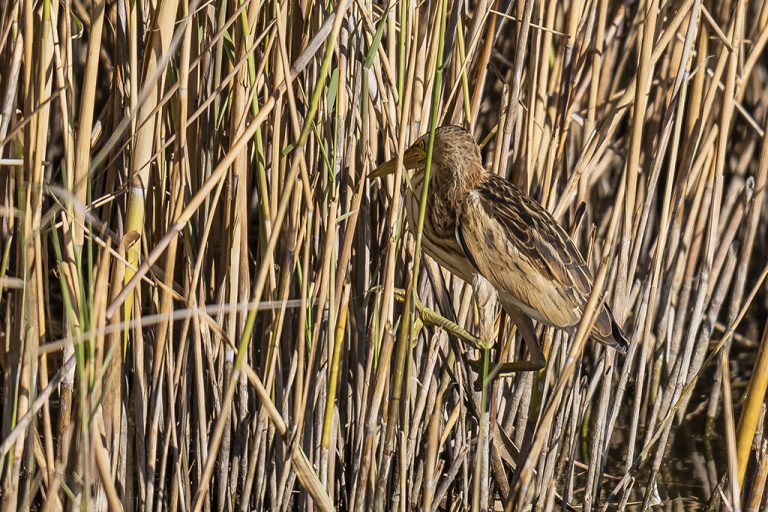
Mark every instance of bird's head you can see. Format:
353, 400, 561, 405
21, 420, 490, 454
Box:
369, 125, 483, 185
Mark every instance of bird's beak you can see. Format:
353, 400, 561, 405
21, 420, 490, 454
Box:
368, 146, 425, 179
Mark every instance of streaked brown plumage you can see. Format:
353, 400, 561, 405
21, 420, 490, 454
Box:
371, 125, 628, 367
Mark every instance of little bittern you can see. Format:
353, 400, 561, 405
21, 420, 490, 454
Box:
371, 125, 628, 371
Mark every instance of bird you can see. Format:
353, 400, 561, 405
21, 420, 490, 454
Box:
370, 125, 628, 371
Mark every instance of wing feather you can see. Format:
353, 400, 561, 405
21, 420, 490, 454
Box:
455, 175, 594, 328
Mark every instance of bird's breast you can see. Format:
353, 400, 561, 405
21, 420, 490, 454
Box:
403, 174, 475, 283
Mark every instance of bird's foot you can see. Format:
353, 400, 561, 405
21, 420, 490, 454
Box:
380, 287, 494, 350
467, 357, 546, 388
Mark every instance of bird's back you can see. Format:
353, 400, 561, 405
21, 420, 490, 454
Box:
456, 174, 628, 351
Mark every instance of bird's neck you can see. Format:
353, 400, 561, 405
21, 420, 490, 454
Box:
433, 161, 485, 211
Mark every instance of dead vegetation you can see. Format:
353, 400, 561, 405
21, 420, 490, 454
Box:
1, 0, 768, 510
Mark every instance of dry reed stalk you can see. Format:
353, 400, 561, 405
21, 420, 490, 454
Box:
2, 0, 768, 510
737, 322, 768, 484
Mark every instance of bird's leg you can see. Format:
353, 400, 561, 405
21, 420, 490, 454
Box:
386, 288, 494, 350
467, 274, 502, 389
381, 286, 533, 386
472, 274, 498, 351
485, 307, 546, 382
500, 308, 548, 495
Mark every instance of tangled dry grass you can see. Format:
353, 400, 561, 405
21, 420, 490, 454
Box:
1, 0, 768, 510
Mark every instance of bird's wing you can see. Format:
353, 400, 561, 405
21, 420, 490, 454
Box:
455, 174, 593, 327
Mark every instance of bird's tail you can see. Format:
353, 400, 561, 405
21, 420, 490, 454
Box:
591, 304, 629, 354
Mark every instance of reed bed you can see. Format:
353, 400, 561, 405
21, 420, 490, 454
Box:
1, 0, 767, 510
